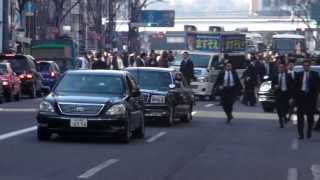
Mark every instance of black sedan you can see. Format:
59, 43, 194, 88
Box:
37, 70, 145, 143
126, 67, 195, 126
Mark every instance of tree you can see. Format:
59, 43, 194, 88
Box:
128, 0, 165, 52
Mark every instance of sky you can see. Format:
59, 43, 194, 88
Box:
148, 0, 251, 17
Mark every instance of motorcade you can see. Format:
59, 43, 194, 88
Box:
126, 67, 195, 126
37, 70, 145, 143
258, 65, 320, 112
0, 63, 21, 101
36, 61, 61, 89
0, 54, 43, 98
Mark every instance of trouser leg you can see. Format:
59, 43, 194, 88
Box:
297, 110, 305, 138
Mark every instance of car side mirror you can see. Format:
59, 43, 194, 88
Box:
41, 86, 51, 96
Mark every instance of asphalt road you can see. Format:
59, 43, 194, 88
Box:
0, 98, 320, 180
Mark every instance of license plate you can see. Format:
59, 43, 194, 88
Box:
70, 118, 88, 128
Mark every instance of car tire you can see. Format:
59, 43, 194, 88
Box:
120, 122, 131, 144
29, 84, 36, 99
262, 102, 274, 113
181, 107, 193, 123
133, 113, 145, 139
37, 127, 51, 141
4, 90, 12, 102
0, 95, 3, 104
167, 107, 175, 126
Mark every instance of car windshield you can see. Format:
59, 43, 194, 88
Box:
0, 64, 8, 74
37, 63, 50, 72
0, 58, 30, 73
129, 70, 172, 91
170, 54, 211, 68
55, 74, 125, 95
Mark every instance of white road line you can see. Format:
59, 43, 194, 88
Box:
287, 168, 298, 180
291, 139, 299, 151
146, 132, 167, 143
204, 104, 214, 108
192, 111, 197, 116
311, 164, 320, 180
0, 108, 38, 112
78, 159, 119, 179
0, 126, 37, 141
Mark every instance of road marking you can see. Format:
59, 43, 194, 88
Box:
78, 159, 119, 179
204, 104, 214, 108
0, 126, 37, 141
146, 132, 167, 143
291, 139, 299, 151
194, 111, 277, 120
287, 168, 298, 180
192, 111, 197, 116
0, 108, 37, 112
311, 164, 320, 180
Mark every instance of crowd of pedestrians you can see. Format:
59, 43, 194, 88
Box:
77, 50, 177, 70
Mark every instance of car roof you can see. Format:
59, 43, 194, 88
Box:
37, 61, 56, 64
66, 70, 128, 76
125, 67, 176, 73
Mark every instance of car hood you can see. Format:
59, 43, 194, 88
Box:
46, 92, 124, 104
140, 89, 168, 96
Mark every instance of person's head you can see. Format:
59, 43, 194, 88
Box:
161, 51, 169, 59
224, 61, 232, 71
96, 52, 102, 60
278, 63, 286, 73
287, 61, 295, 71
183, 52, 189, 60
140, 53, 147, 59
303, 60, 311, 72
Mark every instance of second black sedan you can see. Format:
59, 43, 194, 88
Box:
126, 67, 195, 126
37, 70, 145, 143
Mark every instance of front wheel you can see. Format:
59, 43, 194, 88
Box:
167, 107, 175, 126
37, 127, 51, 141
120, 122, 131, 144
181, 108, 193, 123
4, 90, 12, 102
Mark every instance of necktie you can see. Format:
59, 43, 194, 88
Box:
227, 72, 231, 87
305, 72, 309, 93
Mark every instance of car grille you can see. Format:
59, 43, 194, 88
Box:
143, 93, 150, 103
57, 103, 105, 116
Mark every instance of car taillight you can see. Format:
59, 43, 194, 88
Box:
50, 72, 55, 78
2, 81, 9, 86
19, 74, 25, 79
26, 74, 33, 79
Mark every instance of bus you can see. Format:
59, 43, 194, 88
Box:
30, 37, 78, 72
272, 34, 306, 56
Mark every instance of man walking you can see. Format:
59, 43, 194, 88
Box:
215, 61, 242, 123
272, 63, 294, 128
294, 60, 319, 139
180, 52, 194, 85
242, 58, 258, 106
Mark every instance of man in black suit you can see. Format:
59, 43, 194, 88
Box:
272, 63, 294, 128
294, 60, 319, 139
180, 52, 194, 85
215, 61, 243, 123
242, 59, 258, 106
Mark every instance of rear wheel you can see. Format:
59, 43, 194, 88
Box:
37, 127, 51, 141
4, 90, 12, 102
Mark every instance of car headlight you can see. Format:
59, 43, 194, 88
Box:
198, 76, 209, 83
39, 101, 55, 113
150, 95, 166, 104
260, 81, 272, 92
106, 104, 126, 115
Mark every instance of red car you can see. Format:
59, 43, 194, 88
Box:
0, 63, 21, 101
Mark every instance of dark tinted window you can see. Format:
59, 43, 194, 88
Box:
129, 70, 172, 91
37, 62, 50, 72
55, 74, 125, 95
0, 64, 8, 74
0, 57, 31, 73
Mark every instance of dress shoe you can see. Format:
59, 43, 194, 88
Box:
279, 124, 284, 128
307, 132, 312, 139
298, 136, 304, 140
